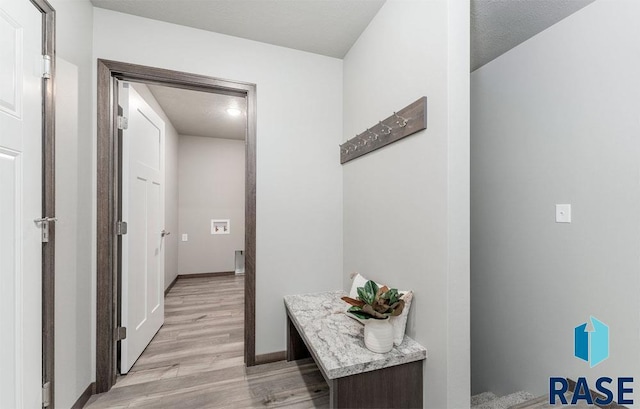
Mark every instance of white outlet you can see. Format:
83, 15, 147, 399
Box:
556, 204, 571, 223
181, 234, 188, 242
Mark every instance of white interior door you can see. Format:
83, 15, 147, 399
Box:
0, 1, 43, 407
120, 83, 166, 373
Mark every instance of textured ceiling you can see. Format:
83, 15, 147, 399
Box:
147, 85, 247, 140
93, 0, 596, 73
90, 0, 386, 58
471, 0, 596, 71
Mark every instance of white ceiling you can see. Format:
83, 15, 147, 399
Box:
90, 0, 386, 58
101, 2, 598, 140
147, 84, 247, 140
471, 0, 596, 71
93, 0, 597, 74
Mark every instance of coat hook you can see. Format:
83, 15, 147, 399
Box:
393, 112, 408, 128
379, 121, 392, 135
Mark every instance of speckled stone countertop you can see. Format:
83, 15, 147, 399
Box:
284, 291, 427, 380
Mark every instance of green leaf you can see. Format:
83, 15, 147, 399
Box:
357, 287, 368, 304
348, 310, 371, 320
387, 289, 399, 304
364, 280, 378, 304
348, 306, 363, 312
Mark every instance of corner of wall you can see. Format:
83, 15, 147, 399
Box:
446, 0, 471, 406
50, 0, 97, 405
342, 0, 470, 407
470, 0, 640, 398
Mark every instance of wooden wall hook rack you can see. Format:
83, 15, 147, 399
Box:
340, 97, 427, 164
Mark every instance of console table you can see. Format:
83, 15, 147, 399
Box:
284, 291, 427, 409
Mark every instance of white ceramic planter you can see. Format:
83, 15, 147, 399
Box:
364, 318, 394, 353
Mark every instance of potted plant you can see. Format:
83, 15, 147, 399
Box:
342, 280, 405, 353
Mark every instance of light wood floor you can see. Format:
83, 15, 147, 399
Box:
86, 275, 329, 408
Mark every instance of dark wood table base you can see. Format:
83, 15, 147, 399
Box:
286, 315, 423, 409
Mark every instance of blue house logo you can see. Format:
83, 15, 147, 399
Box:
574, 316, 609, 367
550, 317, 631, 406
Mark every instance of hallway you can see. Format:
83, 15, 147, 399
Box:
87, 275, 329, 408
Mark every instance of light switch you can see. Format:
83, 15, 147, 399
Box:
556, 204, 571, 223
181, 234, 188, 242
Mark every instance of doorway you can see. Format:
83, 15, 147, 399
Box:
118, 80, 248, 376
96, 59, 257, 393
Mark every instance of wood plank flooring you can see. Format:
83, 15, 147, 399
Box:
86, 275, 329, 408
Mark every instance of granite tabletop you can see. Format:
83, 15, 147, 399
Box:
284, 291, 427, 380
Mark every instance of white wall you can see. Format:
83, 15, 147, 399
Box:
471, 0, 640, 400
342, 0, 470, 407
92, 8, 344, 355
51, 0, 94, 406
130, 83, 180, 290
178, 136, 245, 275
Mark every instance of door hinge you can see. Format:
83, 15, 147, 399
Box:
42, 382, 51, 408
42, 55, 51, 79
116, 221, 128, 235
34, 217, 57, 243
116, 326, 127, 341
117, 115, 128, 130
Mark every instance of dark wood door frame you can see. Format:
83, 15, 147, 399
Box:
30, 0, 56, 406
95, 59, 257, 393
